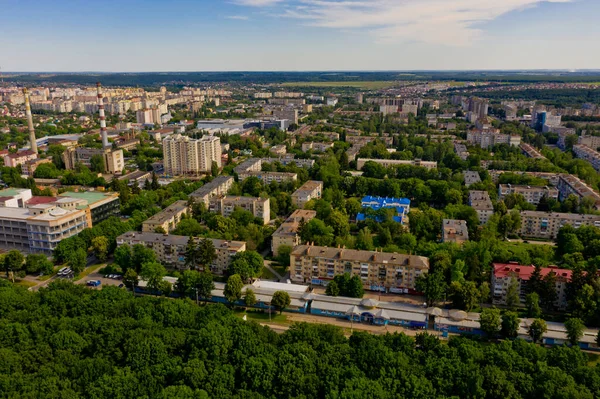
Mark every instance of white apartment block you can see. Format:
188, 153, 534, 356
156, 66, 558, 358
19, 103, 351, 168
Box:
498, 184, 559, 205
271, 209, 317, 256
209, 196, 271, 225
291, 181, 323, 209
573, 144, 600, 172
557, 174, 600, 209
466, 130, 521, 149
162, 134, 221, 176
356, 158, 437, 170
519, 211, 600, 239
468, 190, 494, 225
237, 171, 297, 184
198, 135, 222, 172
290, 245, 429, 293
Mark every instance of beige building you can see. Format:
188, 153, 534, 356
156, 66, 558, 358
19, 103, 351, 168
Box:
162, 134, 221, 176
270, 144, 287, 156
557, 174, 600, 209
142, 200, 189, 233
573, 144, 600, 172
468, 190, 493, 225
466, 130, 521, 149
520, 143, 546, 160
520, 211, 600, 239
442, 219, 469, 244
22, 158, 52, 177
356, 158, 437, 170
209, 196, 271, 225
62, 147, 124, 174
290, 245, 429, 293
301, 142, 334, 153
498, 184, 559, 205
190, 176, 234, 207
237, 171, 297, 184
291, 181, 323, 209
578, 135, 600, 150
4, 150, 38, 168
271, 210, 316, 256
116, 231, 246, 274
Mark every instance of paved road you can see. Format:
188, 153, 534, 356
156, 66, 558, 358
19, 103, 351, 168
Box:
507, 238, 555, 246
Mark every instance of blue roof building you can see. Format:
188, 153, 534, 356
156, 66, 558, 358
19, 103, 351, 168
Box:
356, 196, 411, 224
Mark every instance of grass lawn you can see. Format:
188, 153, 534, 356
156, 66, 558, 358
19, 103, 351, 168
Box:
261, 266, 276, 280
272, 265, 286, 277
75, 263, 106, 280
281, 81, 397, 90
587, 353, 600, 367
14, 279, 37, 288
236, 310, 289, 324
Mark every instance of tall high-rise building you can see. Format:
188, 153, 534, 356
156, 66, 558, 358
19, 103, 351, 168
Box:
163, 134, 221, 176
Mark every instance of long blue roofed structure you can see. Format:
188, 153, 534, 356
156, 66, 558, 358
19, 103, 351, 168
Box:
357, 196, 411, 224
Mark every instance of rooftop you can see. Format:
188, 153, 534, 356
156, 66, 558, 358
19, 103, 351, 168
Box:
142, 201, 188, 224
117, 231, 246, 251
493, 263, 572, 281
58, 191, 119, 208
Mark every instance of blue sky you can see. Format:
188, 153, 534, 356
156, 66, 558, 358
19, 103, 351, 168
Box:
0, 0, 597, 71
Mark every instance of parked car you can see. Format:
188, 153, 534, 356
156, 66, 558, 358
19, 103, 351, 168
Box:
86, 280, 101, 287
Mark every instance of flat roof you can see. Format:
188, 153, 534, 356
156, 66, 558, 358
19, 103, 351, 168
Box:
0, 188, 29, 197
59, 191, 117, 207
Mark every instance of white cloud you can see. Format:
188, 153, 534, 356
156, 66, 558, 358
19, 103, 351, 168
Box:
226, 15, 250, 20
270, 0, 572, 46
235, 0, 283, 6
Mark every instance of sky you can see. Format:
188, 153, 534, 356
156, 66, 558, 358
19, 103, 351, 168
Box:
0, 0, 598, 72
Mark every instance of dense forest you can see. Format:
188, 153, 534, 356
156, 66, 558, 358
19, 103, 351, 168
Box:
471, 89, 600, 107
1, 280, 599, 399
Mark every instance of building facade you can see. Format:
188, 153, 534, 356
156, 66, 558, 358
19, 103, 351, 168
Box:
209, 196, 271, 225
356, 158, 437, 170
190, 176, 234, 207
291, 181, 323, 209
162, 134, 221, 176
573, 144, 600, 172
142, 200, 190, 233
271, 209, 317, 256
498, 184, 559, 205
62, 147, 124, 174
519, 211, 600, 239
468, 190, 494, 225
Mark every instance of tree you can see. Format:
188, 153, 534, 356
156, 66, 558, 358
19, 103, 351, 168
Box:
224, 274, 243, 305
211, 161, 219, 177
276, 245, 292, 267
505, 277, 520, 310
196, 271, 215, 302
91, 236, 109, 262
300, 219, 334, 247
539, 271, 558, 310
479, 282, 490, 305
244, 288, 257, 308
151, 172, 160, 190
479, 308, 501, 339
347, 276, 365, 298
176, 269, 200, 297
197, 239, 217, 269
3, 250, 24, 280
69, 248, 87, 274
123, 269, 139, 292
525, 292, 542, 318
528, 318, 547, 344
229, 251, 263, 281
158, 280, 172, 297
564, 318, 585, 346
90, 154, 105, 173
271, 291, 291, 314
571, 284, 596, 321
132, 244, 157, 273
114, 244, 133, 272
325, 280, 340, 297
449, 281, 480, 312
501, 311, 521, 339
184, 237, 197, 269
415, 271, 447, 307
25, 254, 53, 275
140, 261, 166, 294
356, 227, 374, 251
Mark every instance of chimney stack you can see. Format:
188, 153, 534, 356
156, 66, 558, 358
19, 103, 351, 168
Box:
23, 88, 38, 154
96, 82, 109, 148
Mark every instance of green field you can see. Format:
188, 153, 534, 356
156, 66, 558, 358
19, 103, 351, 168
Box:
281, 81, 398, 89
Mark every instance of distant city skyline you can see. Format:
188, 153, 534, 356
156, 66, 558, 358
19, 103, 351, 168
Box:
1, 0, 598, 72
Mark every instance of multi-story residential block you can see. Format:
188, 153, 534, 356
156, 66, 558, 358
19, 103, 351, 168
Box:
498, 184, 558, 205
268, 98, 305, 106
209, 196, 270, 225
519, 211, 600, 239
270, 145, 287, 156
442, 219, 469, 244
466, 130, 521, 149
357, 196, 410, 225
557, 174, 600, 209
162, 134, 221, 176
520, 143, 546, 160
556, 128, 578, 149
468, 190, 494, 225
356, 158, 437, 170
326, 97, 338, 106
573, 144, 600, 172
492, 263, 570, 309
142, 200, 189, 233
254, 92, 273, 99
291, 181, 323, 209
273, 108, 299, 125
21, 158, 52, 177
454, 142, 470, 161
116, 231, 246, 274
238, 170, 297, 184
301, 141, 334, 153
290, 245, 429, 293
578, 135, 600, 150
62, 147, 124, 174
261, 157, 314, 168
190, 176, 235, 207
4, 150, 37, 168
271, 209, 317, 256
464, 171, 481, 187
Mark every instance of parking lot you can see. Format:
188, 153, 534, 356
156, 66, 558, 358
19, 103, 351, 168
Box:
76, 271, 122, 288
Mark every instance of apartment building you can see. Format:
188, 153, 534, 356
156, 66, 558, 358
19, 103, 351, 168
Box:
492, 263, 570, 309
189, 176, 235, 207
22, 158, 52, 177
463, 171, 481, 187
468, 191, 494, 225
557, 174, 600, 209
301, 141, 334, 153
4, 150, 38, 168
290, 245, 429, 293
271, 209, 317, 256
273, 108, 299, 125
62, 147, 124, 174
142, 200, 189, 233
291, 181, 323, 209
519, 211, 600, 239
238, 170, 297, 184
573, 144, 600, 172
466, 130, 521, 149
442, 219, 469, 244
520, 143, 546, 160
116, 231, 245, 274
578, 135, 600, 150
209, 196, 270, 225
356, 158, 437, 170
162, 134, 221, 176
454, 142, 469, 161
498, 184, 559, 205
270, 145, 287, 156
